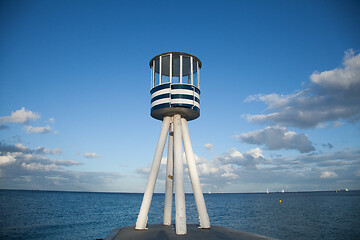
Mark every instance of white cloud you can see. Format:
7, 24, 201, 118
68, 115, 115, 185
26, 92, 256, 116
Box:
310, 49, 360, 91
134, 147, 360, 192
333, 121, 345, 128
197, 161, 219, 175
216, 148, 266, 169
245, 50, 360, 128
25, 125, 52, 134
83, 152, 102, 159
52, 148, 62, 155
45, 176, 68, 181
0, 154, 16, 166
15, 143, 28, 152
0, 142, 123, 191
320, 171, 338, 179
0, 142, 62, 156
221, 172, 239, 179
0, 107, 40, 125
22, 162, 59, 171
204, 143, 215, 154
237, 126, 315, 153
204, 143, 213, 150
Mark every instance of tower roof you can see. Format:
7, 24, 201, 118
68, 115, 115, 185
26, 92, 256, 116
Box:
149, 52, 202, 69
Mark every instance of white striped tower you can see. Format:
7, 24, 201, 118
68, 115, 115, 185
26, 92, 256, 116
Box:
135, 52, 210, 235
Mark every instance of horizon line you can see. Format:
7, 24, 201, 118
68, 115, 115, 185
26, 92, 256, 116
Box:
1, 188, 358, 194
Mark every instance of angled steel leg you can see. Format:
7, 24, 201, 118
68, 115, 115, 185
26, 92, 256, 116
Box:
181, 117, 210, 228
135, 116, 171, 230
163, 121, 174, 225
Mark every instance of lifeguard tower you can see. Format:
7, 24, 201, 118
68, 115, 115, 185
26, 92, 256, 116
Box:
103, 52, 274, 240
135, 52, 210, 235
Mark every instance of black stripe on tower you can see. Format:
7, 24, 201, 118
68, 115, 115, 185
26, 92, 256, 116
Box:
151, 93, 170, 103
171, 94, 200, 103
171, 84, 200, 94
151, 103, 171, 112
150, 83, 171, 94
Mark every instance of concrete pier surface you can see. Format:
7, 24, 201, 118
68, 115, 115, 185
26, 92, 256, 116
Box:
103, 224, 275, 240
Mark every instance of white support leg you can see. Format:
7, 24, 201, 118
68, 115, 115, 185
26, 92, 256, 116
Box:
135, 116, 171, 230
181, 117, 210, 229
163, 121, 174, 226
174, 114, 187, 234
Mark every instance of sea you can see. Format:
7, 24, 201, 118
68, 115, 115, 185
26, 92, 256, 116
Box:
0, 190, 359, 240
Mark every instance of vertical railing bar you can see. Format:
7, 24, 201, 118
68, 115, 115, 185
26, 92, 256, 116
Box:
190, 56, 193, 85
197, 61, 200, 89
180, 55, 182, 84
170, 54, 172, 84
159, 55, 162, 85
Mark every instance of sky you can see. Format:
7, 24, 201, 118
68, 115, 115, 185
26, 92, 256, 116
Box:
1, 0, 360, 193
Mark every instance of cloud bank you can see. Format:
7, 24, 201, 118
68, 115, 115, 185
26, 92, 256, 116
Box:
135, 146, 360, 192
0, 142, 122, 191
245, 49, 360, 128
237, 126, 315, 153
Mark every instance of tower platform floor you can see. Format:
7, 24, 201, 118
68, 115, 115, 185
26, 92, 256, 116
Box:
103, 224, 275, 240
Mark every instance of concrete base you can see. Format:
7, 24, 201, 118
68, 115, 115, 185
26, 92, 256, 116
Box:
103, 224, 275, 240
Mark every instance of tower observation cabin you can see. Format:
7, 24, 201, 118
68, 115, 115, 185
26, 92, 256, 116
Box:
150, 52, 201, 121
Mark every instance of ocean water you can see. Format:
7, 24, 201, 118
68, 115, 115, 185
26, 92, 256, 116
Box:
0, 190, 359, 240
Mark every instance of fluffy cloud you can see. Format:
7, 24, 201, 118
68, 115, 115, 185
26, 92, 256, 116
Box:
25, 125, 52, 134
139, 147, 360, 192
310, 49, 360, 91
83, 152, 102, 159
0, 108, 40, 129
237, 126, 315, 153
204, 143, 214, 151
0, 143, 80, 168
0, 108, 56, 134
22, 162, 59, 171
320, 171, 338, 179
0, 142, 61, 155
204, 143, 215, 154
245, 49, 360, 128
0, 142, 123, 191
0, 154, 16, 166
215, 148, 266, 169
221, 172, 238, 179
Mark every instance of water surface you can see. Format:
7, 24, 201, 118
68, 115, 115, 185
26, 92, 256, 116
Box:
0, 190, 359, 239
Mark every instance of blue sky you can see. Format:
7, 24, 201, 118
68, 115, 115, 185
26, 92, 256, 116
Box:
1, 0, 359, 193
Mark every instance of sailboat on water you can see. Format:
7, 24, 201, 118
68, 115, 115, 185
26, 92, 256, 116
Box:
266, 188, 269, 194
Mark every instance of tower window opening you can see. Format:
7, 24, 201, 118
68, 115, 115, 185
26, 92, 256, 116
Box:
182, 56, 191, 84
193, 59, 199, 88
172, 54, 180, 83
154, 58, 160, 86
161, 54, 170, 83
